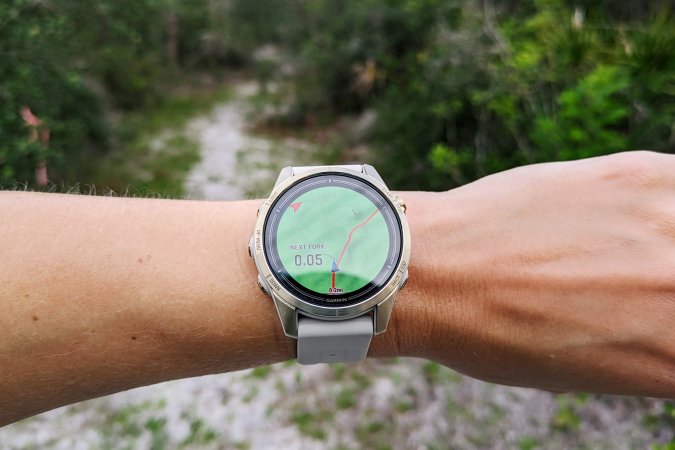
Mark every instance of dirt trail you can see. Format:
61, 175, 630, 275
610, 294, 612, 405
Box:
184, 81, 264, 200
184, 80, 318, 201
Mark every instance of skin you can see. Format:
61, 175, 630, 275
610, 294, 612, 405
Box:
1, 150, 674, 427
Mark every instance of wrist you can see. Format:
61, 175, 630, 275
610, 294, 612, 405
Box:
156, 199, 295, 374
368, 190, 484, 361
191, 191, 487, 367
193, 191, 481, 365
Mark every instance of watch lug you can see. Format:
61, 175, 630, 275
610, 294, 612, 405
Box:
373, 290, 398, 334
362, 164, 386, 186
273, 166, 294, 189
272, 295, 298, 338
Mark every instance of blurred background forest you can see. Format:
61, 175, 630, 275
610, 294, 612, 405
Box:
1, 0, 675, 449
1, 0, 673, 193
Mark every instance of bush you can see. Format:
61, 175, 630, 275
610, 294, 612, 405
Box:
273, 0, 674, 190
0, 0, 108, 187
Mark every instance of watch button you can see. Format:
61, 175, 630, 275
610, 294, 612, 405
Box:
394, 196, 407, 213
257, 275, 269, 296
248, 237, 253, 257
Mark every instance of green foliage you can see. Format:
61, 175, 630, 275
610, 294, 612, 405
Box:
356, 421, 392, 450
145, 417, 169, 450
332, 363, 347, 380
335, 388, 358, 409
643, 400, 675, 438
422, 361, 443, 383
2, 0, 672, 194
552, 394, 582, 432
0, 0, 155, 186
73, 0, 166, 109
179, 414, 218, 446
0, 0, 108, 187
0, 0, 272, 190
653, 444, 675, 450
665, 402, 675, 419
291, 410, 330, 440
518, 436, 540, 450
250, 365, 272, 379
100, 400, 167, 450
242, 385, 260, 403
89, 86, 231, 197
531, 65, 631, 160
271, 0, 674, 190
282, 0, 462, 117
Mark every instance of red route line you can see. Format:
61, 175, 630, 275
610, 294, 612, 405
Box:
331, 208, 380, 289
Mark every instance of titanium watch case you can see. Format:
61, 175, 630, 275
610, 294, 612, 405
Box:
249, 164, 411, 338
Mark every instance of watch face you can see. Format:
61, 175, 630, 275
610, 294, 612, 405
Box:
264, 172, 402, 307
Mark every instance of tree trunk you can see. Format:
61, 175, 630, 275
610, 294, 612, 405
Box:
165, 9, 179, 67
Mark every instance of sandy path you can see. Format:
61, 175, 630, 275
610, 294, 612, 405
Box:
183, 81, 317, 201
183, 81, 265, 200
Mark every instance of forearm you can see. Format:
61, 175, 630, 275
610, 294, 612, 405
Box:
0, 193, 291, 425
414, 153, 675, 397
0, 191, 427, 425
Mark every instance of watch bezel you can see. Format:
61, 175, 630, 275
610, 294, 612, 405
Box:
264, 172, 401, 307
252, 166, 411, 322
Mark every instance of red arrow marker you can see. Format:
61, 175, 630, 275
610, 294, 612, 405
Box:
290, 202, 302, 213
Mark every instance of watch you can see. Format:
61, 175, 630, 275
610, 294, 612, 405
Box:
248, 164, 411, 364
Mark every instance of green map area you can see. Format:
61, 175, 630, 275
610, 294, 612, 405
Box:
276, 186, 390, 295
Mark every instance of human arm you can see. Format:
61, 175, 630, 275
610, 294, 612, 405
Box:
1, 150, 674, 426
0, 192, 300, 426
409, 151, 675, 397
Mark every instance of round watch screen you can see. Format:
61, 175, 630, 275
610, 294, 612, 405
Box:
264, 173, 402, 307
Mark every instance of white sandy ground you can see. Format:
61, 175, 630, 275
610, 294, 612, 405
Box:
183, 81, 317, 201
1, 360, 670, 449
183, 81, 263, 201
1, 80, 672, 449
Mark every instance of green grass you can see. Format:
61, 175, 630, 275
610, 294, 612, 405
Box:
134, 88, 233, 132
249, 365, 272, 380
396, 401, 414, 413
356, 421, 390, 447
100, 400, 166, 450
422, 361, 442, 383
332, 363, 347, 380
518, 436, 540, 450
291, 411, 330, 440
145, 417, 169, 450
552, 395, 582, 432
335, 388, 358, 409
242, 385, 260, 403
90, 84, 232, 198
653, 445, 675, 450
179, 414, 218, 447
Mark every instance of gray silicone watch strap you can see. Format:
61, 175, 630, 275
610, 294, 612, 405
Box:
297, 315, 374, 364
292, 164, 374, 365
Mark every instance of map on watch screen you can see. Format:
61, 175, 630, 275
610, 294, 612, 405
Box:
275, 185, 390, 295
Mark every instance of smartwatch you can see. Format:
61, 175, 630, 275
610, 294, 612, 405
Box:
249, 165, 410, 364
